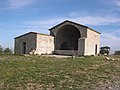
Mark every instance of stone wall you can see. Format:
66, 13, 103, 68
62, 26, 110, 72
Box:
15, 32, 54, 55
50, 21, 100, 56
35, 34, 54, 55
15, 21, 100, 56
50, 21, 87, 38
54, 50, 77, 56
14, 33, 37, 54
78, 38, 86, 56
84, 28, 100, 55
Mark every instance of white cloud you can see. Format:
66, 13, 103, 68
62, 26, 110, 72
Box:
73, 16, 120, 25
23, 14, 120, 35
23, 18, 67, 34
69, 11, 120, 25
101, 30, 120, 53
24, 15, 120, 28
112, 0, 120, 7
8, 0, 36, 9
24, 18, 66, 27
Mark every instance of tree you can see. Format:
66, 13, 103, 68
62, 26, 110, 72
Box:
100, 46, 111, 55
0, 45, 3, 54
114, 51, 120, 55
3, 48, 12, 54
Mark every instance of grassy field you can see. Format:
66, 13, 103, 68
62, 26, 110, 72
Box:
0, 54, 120, 90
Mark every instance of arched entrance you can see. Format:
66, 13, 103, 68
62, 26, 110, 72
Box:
55, 25, 81, 50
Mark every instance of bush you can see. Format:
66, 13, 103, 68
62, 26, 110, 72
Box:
0, 45, 3, 54
114, 51, 120, 55
100, 46, 111, 55
3, 48, 12, 54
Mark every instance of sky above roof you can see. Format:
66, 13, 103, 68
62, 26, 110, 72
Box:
0, 0, 120, 53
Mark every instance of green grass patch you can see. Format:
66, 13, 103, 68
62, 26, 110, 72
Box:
0, 54, 120, 90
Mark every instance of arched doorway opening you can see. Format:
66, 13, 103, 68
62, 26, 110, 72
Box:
56, 25, 81, 50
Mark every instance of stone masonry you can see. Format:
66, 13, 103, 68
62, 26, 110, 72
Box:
14, 20, 100, 56
49, 20, 100, 56
14, 32, 54, 55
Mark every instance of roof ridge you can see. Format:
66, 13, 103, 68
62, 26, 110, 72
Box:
15, 32, 51, 39
49, 20, 100, 34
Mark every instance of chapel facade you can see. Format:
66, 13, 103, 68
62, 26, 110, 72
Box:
14, 20, 100, 56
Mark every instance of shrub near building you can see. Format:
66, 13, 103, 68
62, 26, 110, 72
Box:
114, 51, 120, 55
0, 45, 3, 54
3, 48, 12, 54
0, 45, 12, 54
100, 46, 111, 55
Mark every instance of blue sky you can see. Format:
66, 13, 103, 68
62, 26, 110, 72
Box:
0, 0, 120, 53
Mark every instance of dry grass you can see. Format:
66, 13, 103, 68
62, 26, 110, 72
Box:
0, 54, 120, 90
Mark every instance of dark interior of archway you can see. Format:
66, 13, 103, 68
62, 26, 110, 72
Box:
56, 25, 81, 50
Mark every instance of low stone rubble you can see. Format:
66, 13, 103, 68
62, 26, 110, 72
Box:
105, 56, 120, 61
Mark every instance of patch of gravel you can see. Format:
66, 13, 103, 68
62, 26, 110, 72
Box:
42, 55, 72, 58
0, 57, 3, 60
94, 76, 120, 90
0, 57, 2, 60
